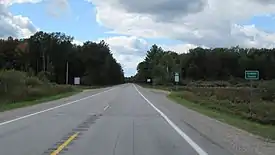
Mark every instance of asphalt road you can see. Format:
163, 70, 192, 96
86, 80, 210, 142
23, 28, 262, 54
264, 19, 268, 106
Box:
0, 84, 233, 155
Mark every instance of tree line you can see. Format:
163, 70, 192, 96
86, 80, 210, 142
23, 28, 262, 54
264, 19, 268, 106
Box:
134, 44, 275, 84
0, 31, 124, 85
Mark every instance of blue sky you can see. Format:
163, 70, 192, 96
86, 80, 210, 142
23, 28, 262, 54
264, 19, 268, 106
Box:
9, 0, 115, 41
247, 15, 275, 33
2, 0, 275, 76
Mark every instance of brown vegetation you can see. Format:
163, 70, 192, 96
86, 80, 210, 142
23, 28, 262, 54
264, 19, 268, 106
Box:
170, 80, 275, 125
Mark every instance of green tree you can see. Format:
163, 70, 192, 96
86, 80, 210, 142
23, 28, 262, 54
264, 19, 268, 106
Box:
0, 31, 124, 85
135, 44, 275, 84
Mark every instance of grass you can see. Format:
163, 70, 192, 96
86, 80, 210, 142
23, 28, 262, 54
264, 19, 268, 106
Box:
168, 93, 275, 141
74, 85, 103, 90
138, 84, 174, 91
0, 89, 81, 112
0, 70, 109, 113
0, 84, 107, 112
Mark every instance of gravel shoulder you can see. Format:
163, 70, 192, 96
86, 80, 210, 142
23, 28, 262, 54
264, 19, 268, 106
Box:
147, 88, 171, 95
139, 86, 275, 155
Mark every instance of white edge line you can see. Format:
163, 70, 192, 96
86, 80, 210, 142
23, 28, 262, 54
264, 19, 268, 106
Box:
0, 87, 116, 127
103, 105, 110, 111
133, 84, 208, 155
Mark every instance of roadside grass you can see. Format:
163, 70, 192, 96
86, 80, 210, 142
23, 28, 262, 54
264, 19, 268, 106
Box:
0, 89, 82, 112
0, 85, 108, 112
74, 85, 104, 90
0, 70, 110, 112
168, 93, 275, 141
138, 84, 173, 91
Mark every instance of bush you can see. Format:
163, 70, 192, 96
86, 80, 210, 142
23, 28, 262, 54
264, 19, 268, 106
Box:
0, 70, 76, 105
81, 75, 92, 86
25, 87, 46, 101
50, 84, 75, 93
37, 71, 50, 83
186, 80, 231, 87
25, 76, 43, 87
0, 70, 27, 95
175, 86, 275, 125
259, 80, 275, 101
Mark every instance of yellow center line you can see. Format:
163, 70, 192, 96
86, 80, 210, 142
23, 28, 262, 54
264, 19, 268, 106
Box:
50, 132, 79, 155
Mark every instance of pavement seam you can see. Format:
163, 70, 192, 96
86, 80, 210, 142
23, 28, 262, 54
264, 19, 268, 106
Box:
113, 131, 121, 155
132, 119, 135, 155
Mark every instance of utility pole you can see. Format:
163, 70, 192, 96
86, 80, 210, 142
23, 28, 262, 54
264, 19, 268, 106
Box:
41, 40, 46, 72
66, 61, 69, 84
42, 49, 46, 72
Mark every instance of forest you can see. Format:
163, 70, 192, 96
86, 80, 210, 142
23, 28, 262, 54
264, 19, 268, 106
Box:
0, 31, 124, 85
0, 31, 124, 107
133, 44, 275, 84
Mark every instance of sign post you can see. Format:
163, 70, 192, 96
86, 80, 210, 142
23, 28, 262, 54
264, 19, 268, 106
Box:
174, 72, 179, 91
245, 70, 259, 117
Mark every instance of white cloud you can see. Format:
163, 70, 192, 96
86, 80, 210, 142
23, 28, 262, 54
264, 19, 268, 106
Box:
0, 0, 71, 39
102, 36, 149, 76
104, 36, 148, 55
88, 0, 275, 48
101, 35, 202, 76
161, 43, 198, 54
72, 39, 84, 46
0, 4, 38, 38
1, 0, 42, 6
45, 0, 70, 18
232, 24, 275, 48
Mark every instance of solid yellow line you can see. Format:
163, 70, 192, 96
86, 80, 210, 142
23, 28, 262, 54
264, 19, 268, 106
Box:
50, 132, 79, 155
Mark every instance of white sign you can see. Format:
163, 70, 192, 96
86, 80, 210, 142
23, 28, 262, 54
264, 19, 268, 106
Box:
74, 77, 80, 85
147, 79, 151, 83
174, 73, 179, 82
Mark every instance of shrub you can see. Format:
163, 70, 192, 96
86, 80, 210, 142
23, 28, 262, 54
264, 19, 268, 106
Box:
25, 76, 43, 87
0, 70, 76, 105
259, 80, 275, 101
37, 71, 50, 83
177, 87, 275, 125
81, 75, 93, 86
25, 87, 46, 101
171, 91, 198, 103
0, 70, 27, 95
186, 80, 231, 88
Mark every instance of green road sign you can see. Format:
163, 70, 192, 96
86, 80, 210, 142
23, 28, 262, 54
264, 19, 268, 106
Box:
245, 70, 259, 80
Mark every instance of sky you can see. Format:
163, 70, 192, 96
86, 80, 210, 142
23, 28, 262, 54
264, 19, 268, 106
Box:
1, 0, 275, 77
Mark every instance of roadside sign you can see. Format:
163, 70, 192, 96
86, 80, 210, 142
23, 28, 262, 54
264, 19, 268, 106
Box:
174, 72, 179, 83
245, 70, 259, 118
147, 78, 151, 83
245, 70, 259, 80
74, 77, 80, 85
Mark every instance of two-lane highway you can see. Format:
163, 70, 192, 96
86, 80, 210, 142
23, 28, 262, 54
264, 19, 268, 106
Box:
0, 84, 232, 155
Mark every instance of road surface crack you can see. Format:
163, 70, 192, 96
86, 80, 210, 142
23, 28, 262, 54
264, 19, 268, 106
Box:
113, 130, 121, 155
132, 119, 135, 155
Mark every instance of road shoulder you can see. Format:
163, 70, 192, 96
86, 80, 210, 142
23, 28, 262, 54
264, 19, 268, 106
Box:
0, 87, 112, 125
140, 86, 275, 155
